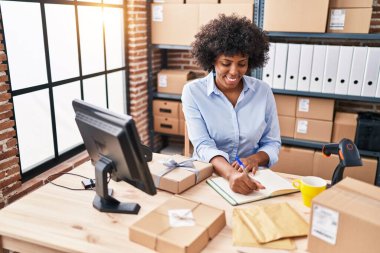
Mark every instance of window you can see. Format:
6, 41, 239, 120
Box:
0, 0, 128, 180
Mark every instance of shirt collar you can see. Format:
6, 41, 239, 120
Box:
206, 72, 256, 96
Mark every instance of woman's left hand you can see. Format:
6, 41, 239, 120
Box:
231, 156, 259, 175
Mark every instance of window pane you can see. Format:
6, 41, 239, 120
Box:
53, 82, 83, 154
104, 0, 123, 4
78, 6, 105, 75
104, 7, 125, 70
79, 0, 102, 3
13, 90, 54, 173
0, 2, 47, 90
83, 75, 107, 108
45, 4, 79, 82
107, 71, 126, 114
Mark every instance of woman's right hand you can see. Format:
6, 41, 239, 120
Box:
228, 170, 265, 195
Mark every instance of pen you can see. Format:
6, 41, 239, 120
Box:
235, 156, 248, 174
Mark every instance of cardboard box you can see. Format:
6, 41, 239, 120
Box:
199, 4, 253, 27
274, 94, 297, 116
329, 0, 372, 8
148, 153, 213, 193
294, 118, 333, 142
187, 0, 218, 3
154, 116, 179, 135
312, 151, 377, 184
151, 4, 199, 46
179, 103, 185, 120
179, 119, 185, 136
331, 112, 357, 143
296, 97, 335, 121
263, 0, 329, 32
271, 146, 314, 176
221, 0, 254, 3
157, 69, 196, 94
278, 115, 296, 138
327, 8, 372, 34
153, 100, 180, 118
153, 0, 184, 3
308, 178, 380, 253
130, 195, 226, 253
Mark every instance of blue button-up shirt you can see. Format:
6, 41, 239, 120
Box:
181, 72, 281, 167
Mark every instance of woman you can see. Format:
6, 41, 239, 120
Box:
181, 14, 281, 195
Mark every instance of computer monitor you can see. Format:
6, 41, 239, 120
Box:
72, 99, 156, 214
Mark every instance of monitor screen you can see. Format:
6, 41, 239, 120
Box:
72, 99, 156, 214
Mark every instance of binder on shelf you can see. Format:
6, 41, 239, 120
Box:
310, 45, 327, 93
272, 43, 288, 89
262, 43, 276, 87
376, 70, 380, 98
348, 47, 368, 96
297, 44, 314, 92
285, 44, 301, 91
322, 45, 340, 94
361, 47, 380, 97
335, 46, 354, 95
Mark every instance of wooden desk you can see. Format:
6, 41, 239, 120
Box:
0, 162, 310, 253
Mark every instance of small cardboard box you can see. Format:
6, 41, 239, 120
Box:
274, 94, 297, 117
154, 116, 179, 135
148, 153, 213, 193
187, 0, 218, 3
221, 0, 254, 3
296, 97, 335, 121
153, 0, 184, 3
327, 8, 372, 34
199, 4, 253, 27
312, 151, 377, 184
179, 119, 185, 136
278, 115, 296, 138
263, 0, 329, 32
157, 69, 196, 94
151, 4, 199, 46
153, 100, 180, 118
294, 118, 333, 142
308, 178, 380, 253
130, 195, 226, 253
329, 0, 372, 8
271, 146, 314, 176
331, 112, 357, 143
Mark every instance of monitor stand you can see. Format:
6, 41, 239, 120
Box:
93, 156, 141, 214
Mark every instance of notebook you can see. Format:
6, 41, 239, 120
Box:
207, 169, 299, 206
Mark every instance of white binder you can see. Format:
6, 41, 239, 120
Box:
335, 46, 354, 95
310, 45, 327, 93
322, 46, 340, 94
376, 70, 380, 98
297, 44, 314, 92
262, 43, 276, 87
272, 43, 288, 89
348, 47, 368, 96
285, 44, 301, 90
361, 47, 380, 97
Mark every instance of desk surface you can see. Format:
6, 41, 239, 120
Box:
0, 162, 310, 253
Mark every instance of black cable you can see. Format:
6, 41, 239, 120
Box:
45, 172, 95, 191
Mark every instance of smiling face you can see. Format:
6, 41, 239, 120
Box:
214, 54, 249, 92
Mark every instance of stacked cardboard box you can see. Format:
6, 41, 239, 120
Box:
157, 69, 196, 95
294, 97, 334, 142
331, 112, 357, 143
274, 94, 297, 138
154, 99, 185, 136
271, 146, 314, 176
327, 0, 373, 34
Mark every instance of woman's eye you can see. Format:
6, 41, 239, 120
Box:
239, 64, 247, 67
221, 63, 230, 67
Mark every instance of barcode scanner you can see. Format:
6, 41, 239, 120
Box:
322, 138, 362, 186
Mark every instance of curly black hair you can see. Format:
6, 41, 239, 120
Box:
191, 14, 269, 72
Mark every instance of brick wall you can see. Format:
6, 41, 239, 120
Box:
0, 18, 21, 209
370, 0, 380, 33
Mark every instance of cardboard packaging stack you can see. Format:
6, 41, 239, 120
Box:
331, 112, 357, 143
274, 94, 297, 138
271, 146, 314, 176
327, 0, 373, 34
153, 99, 185, 135
157, 69, 196, 95
148, 153, 213, 194
130, 195, 226, 253
294, 97, 334, 142
308, 178, 380, 253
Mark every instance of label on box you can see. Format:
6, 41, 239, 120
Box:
298, 98, 310, 112
311, 204, 339, 245
297, 120, 308, 134
329, 9, 346, 30
168, 209, 195, 227
159, 74, 168, 87
152, 5, 164, 22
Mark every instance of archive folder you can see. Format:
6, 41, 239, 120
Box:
348, 47, 368, 96
285, 44, 301, 90
310, 45, 327, 93
361, 47, 380, 97
322, 46, 340, 94
272, 43, 288, 89
262, 43, 276, 87
335, 46, 354, 95
297, 44, 314, 92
